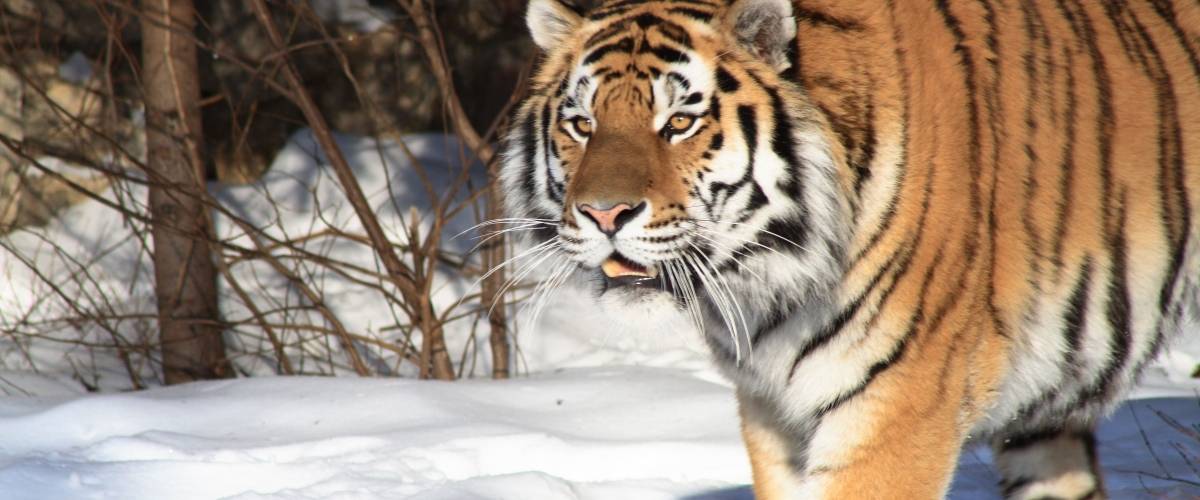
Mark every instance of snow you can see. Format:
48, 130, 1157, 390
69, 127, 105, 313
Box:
58, 52, 93, 84
308, 0, 396, 34
0, 368, 1197, 499
1, 130, 1198, 499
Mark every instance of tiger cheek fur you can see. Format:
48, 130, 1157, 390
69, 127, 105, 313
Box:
502, 1, 1200, 499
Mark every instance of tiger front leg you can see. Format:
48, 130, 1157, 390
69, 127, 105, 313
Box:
738, 391, 805, 500
737, 376, 968, 499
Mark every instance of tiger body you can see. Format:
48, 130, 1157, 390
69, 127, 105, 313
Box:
501, 0, 1200, 498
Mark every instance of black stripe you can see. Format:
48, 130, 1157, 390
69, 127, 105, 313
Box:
556, 0, 584, 17
1146, 0, 1195, 354
539, 102, 564, 203
1093, 196, 1132, 400
854, 89, 879, 196
789, 154, 936, 383
649, 16, 693, 46
583, 37, 634, 65
1081, 429, 1098, 466
999, 427, 1062, 451
1019, 0, 1051, 281
812, 245, 945, 419
1063, 0, 1126, 404
588, 3, 638, 21
519, 108, 539, 207
785, 247, 905, 375
716, 66, 740, 93
584, 21, 630, 48
848, 1, 912, 266
738, 105, 757, 158
978, 0, 1009, 341
707, 132, 724, 152
762, 217, 807, 250
1115, 3, 1192, 373
797, 122, 938, 411
1048, 41, 1078, 277
934, 0, 984, 277
1149, 0, 1200, 81
740, 66, 802, 199
1100, 2, 1153, 74
554, 74, 571, 98
666, 7, 713, 22
745, 185, 770, 214
665, 72, 690, 91
1062, 258, 1093, 371
703, 106, 757, 218
646, 45, 690, 64
768, 88, 802, 199
729, 60, 796, 196
794, 6, 864, 31
1001, 476, 1034, 498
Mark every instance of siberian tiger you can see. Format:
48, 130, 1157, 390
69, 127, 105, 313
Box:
498, 0, 1200, 498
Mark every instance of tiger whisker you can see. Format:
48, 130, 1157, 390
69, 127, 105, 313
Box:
475, 238, 559, 286
675, 207, 809, 253
468, 222, 553, 254
488, 240, 566, 318
453, 238, 561, 313
690, 242, 753, 363
661, 258, 700, 331
683, 247, 745, 363
674, 259, 706, 333
451, 217, 559, 241
521, 255, 574, 335
688, 231, 764, 282
691, 222, 793, 259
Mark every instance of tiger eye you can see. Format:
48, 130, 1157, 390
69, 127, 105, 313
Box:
669, 114, 695, 131
572, 117, 593, 136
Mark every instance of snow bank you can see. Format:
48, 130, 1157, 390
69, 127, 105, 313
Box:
0, 367, 1197, 499
0, 367, 746, 500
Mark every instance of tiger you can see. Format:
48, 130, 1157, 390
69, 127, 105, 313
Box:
497, 0, 1200, 498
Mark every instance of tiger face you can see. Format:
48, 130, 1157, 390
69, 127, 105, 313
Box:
501, 0, 849, 341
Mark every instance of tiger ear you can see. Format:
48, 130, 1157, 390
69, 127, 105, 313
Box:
527, 0, 584, 51
724, 0, 797, 72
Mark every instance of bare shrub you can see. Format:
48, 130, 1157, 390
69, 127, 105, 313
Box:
0, 0, 529, 389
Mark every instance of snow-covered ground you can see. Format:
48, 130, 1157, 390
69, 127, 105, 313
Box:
1, 130, 1198, 499
0, 366, 1198, 499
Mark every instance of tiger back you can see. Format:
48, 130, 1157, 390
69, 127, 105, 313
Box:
500, 0, 1200, 498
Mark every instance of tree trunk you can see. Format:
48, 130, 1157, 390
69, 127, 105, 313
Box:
483, 195, 510, 379
142, 0, 230, 384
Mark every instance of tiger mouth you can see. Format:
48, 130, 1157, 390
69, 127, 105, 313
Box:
600, 253, 661, 289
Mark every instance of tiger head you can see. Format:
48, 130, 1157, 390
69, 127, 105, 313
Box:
501, 0, 851, 343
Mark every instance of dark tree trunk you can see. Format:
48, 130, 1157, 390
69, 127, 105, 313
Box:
483, 195, 510, 380
142, 0, 230, 384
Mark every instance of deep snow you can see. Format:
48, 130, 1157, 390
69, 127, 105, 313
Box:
1, 129, 1198, 499
0, 367, 1198, 499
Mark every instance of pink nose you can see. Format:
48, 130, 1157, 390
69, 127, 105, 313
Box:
579, 202, 642, 235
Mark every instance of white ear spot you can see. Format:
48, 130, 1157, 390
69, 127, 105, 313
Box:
527, 0, 583, 51
725, 0, 796, 72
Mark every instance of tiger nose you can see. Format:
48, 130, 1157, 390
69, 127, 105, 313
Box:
578, 201, 646, 236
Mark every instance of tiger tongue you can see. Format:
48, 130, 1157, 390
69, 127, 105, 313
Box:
601, 257, 653, 278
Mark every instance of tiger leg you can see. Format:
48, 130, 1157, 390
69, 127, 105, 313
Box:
991, 428, 1106, 500
737, 391, 801, 500
805, 400, 965, 499
738, 386, 965, 499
